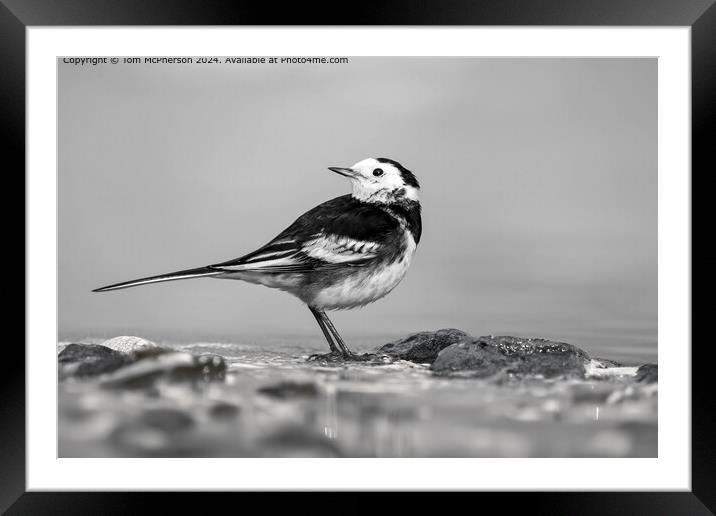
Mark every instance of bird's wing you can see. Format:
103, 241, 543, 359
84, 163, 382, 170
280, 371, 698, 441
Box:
210, 233, 380, 274
209, 195, 398, 274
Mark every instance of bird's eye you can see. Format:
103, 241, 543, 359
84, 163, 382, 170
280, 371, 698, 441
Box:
372, 168, 384, 177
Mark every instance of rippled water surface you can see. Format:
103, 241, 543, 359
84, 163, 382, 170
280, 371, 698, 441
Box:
59, 336, 657, 458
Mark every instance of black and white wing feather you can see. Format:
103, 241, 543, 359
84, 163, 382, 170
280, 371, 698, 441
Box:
209, 194, 400, 274
210, 234, 380, 273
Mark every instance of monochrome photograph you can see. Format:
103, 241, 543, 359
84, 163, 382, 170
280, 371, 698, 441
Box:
57, 55, 657, 458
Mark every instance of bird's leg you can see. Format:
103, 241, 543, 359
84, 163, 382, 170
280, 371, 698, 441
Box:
319, 311, 355, 358
309, 307, 339, 355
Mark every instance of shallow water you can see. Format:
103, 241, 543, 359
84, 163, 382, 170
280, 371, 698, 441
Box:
58, 336, 657, 458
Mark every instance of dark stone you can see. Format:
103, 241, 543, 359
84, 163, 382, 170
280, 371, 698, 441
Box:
57, 340, 228, 387
431, 340, 508, 377
58, 343, 132, 378
58, 343, 115, 363
139, 408, 195, 432
209, 402, 241, 420
635, 363, 658, 383
100, 352, 227, 389
258, 381, 319, 400
431, 335, 590, 378
376, 328, 471, 363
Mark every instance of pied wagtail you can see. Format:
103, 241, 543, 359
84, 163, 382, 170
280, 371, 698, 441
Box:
94, 157, 422, 360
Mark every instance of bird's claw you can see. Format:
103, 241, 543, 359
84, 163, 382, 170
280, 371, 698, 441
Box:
306, 351, 388, 364
307, 351, 352, 363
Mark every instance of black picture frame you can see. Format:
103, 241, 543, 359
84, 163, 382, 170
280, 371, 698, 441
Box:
5, 0, 713, 511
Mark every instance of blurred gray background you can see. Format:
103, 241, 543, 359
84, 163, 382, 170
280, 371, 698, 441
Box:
59, 57, 656, 362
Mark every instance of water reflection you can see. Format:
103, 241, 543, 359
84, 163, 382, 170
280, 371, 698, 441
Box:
322, 383, 338, 440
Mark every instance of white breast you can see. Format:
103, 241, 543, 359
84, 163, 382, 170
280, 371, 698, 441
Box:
312, 232, 417, 311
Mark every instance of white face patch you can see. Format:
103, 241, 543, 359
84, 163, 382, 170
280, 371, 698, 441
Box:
346, 158, 420, 203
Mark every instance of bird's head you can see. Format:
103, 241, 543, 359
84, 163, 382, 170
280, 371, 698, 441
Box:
329, 157, 420, 204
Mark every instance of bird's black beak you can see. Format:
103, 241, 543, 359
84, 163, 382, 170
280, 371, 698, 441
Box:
328, 167, 357, 178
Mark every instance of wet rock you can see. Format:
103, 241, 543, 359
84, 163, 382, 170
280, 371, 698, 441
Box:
101, 335, 161, 354
100, 351, 227, 389
591, 357, 623, 368
431, 336, 590, 378
58, 336, 227, 389
59, 343, 118, 363
635, 364, 657, 383
377, 328, 471, 363
209, 402, 241, 420
431, 340, 508, 377
58, 343, 132, 378
139, 408, 195, 433
258, 381, 319, 400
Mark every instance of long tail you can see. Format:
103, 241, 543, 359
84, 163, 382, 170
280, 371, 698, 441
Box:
93, 266, 222, 292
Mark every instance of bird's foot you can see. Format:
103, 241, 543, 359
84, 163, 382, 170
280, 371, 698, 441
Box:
307, 351, 349, 363
306, 351, 391, 364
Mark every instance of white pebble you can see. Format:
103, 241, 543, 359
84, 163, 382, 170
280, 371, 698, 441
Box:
101, 335, 159, 353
